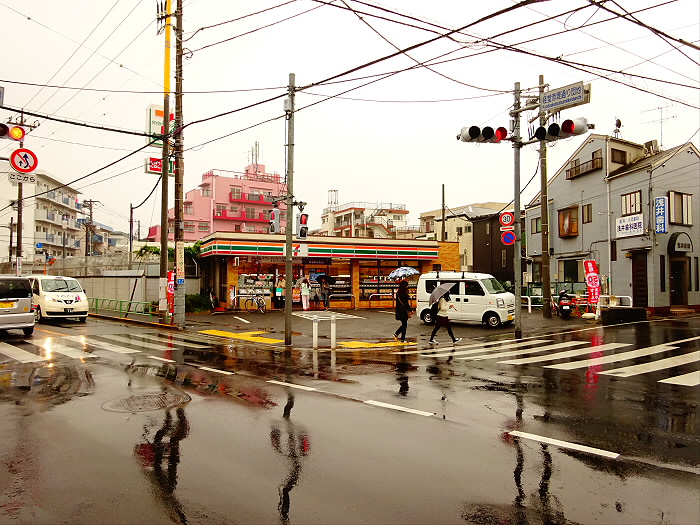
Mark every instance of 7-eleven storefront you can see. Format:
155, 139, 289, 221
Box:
200, 233, 458, 309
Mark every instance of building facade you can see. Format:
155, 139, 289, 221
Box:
320, 191, 409, 238
524, 134, 699, 313
147, 163, 288, 242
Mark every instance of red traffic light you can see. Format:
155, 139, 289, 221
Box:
0, 123, 27, 141
457, 125, 508, 143
534, 117, 590, 141
299, 213, 308, 225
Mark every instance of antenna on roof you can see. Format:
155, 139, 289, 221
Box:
613, 118, 622, 138
642, 105, 676, 148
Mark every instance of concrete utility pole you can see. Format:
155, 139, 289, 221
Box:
538, 75, 552, 318
284, 73, 295, 346
173, 0, 185, 328
510, 82, 523, 339
158, 0, 172, 321
441, 184, 446, 241
82, 199, 99, 256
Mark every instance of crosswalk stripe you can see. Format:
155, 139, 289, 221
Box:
545, 344, 678, 370
125, 333, 211, 349
0, 342, 47, 363
462, 340, 589, 361
659, 370, 700, 386
600, 351, 700, 378
422, 339, 552, 358
41, 342, 97, 360
98, 334, 203, 351
499, 342, 631, 365
293, 311, 364, 320
64, 335, 140, 354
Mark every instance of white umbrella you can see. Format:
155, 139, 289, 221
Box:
429, 282, 456, 306
387, 267, 420, 279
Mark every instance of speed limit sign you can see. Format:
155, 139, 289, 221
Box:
499, 211, 515, 227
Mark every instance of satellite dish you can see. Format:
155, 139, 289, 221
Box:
615, 119, 622, 128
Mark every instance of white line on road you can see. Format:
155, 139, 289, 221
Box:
545, 344, 678, 370
64, 335, 141, 354
509, 431, 619, 459
600, 351, 700, 378
199, 366, 235, 375
499, 342, 631, 365
425, 339, 553, 358
41, 343, 97, 360
463, 340, 590, 361
267, 379, 317, 391
124, 333, 211, 349
234, 316, 250, 324
364, 400, 435, 417
659, 370, 700, 386
0, 342, 46, 363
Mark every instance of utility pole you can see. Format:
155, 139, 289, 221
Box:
441, 184, 446, 241
510, 82, 523, 339
82, 199, 99, 257
538, 75, 552, 318
9, 217, 14, 260
129, 204, 134, 267
284, 73, 295, 347
158, 0, 172, 322
173, 0, 185, 328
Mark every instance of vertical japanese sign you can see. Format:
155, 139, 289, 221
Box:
583, 259, 601, 305
654, 196, 668, 234
167, 270, 175, 314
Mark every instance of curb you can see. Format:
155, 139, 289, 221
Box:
88, 313, 184, 331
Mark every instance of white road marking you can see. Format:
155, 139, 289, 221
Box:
98, 334, 187, 351
64, 335, 140, 354
267, 379, 317, 391
499, 342, 631, 365
41, 343, 97, 360
148, 356, 176, 363
199, 366, 235, 375
462, 341, 590, 361
509, 431, 619, 459
421, 339, 553, 358
123, 333, 211, 349
293, 311, 364, 321
545, 344, 678, 370
234, 316, 250, 324
659, 370, 700, 386
0, 342, 47, 363
600, 351, 700, 378
364, 400, 434, 417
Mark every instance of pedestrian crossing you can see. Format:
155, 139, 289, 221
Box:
415, 335, 700, 386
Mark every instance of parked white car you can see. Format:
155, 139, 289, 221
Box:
27, 275, 89, 323
0, 275, 35, 336
416, 271, 515, 327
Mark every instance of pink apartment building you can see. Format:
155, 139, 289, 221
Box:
146, 164, 288, 242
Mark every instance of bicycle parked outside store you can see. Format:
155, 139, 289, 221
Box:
244, 294, 267, 314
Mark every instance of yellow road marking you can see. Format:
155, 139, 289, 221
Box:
199, 329, 283, 345
338, 341, 413, 349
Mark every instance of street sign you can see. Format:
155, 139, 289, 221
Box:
146, 104, 174, 149
8, 171, 37, 185
35, 243, 43, 248
540, 81, 591, 114
10, 148, 38, 173
654, 196, 668, 234
501, 231, 516, 246
145, 157, 174, 176
499, 211, 515, 227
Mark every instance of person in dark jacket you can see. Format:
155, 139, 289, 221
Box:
393, 280, 413, 343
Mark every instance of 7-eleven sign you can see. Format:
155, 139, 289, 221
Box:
146, 104, 174, 149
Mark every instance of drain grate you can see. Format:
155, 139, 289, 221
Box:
338, 363, 394, 374
102, 392, 191, 412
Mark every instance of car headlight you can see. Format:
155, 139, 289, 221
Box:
43, 295, 55, 302
497, 298, 505, 308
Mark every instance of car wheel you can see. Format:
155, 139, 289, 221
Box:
420, 310, 435, 325
35, 307, 44, 323
23, 327, 34, 336
484, 312, 502, 328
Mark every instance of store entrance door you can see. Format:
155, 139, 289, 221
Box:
670, 258, 688, 306
631, 251, 648, 308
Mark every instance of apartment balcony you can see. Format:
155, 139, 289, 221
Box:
214, 210, 269, 222
229, 192, 277, 204
566, 157, 603, 179
35, 232, 57, 245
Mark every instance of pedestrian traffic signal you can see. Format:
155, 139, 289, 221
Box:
296, 213, 309, 240
269, 207, 280, 234
457, 125, 508, 143
0, 123, 26, 141
534, 117, 591, 141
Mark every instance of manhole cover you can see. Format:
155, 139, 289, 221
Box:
338, 363, 394, 374
102, 392, 191, 412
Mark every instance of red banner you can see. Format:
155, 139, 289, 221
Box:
583, 260, 601, 305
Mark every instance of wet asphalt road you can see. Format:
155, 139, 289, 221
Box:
0, 311, 698, 524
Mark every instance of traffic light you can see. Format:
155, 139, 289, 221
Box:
269, 207, 280, 234
296, 213, 309, 240
0, 123, 26, 141
457, 125, 508, 143
534, 117, 590, 142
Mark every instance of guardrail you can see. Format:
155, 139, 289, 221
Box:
522, 295, 543, 313
329, 293, 356, 309
368, 293, 394, 308
89, 297, 157, 322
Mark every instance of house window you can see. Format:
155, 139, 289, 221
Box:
245, 207, 255, 219
669, 191, 692, 225
456, 227, 463, 236
202, 188, 212, 197
184, 222, 195, 233
611, 148, 626, 164
215, 204, 226, 217
558, 207, 578, 237
485, 222, 490, 235
582, 203, 593, 223
466, 225, 472, 233
230, 187, 241, 199
621, 190, 641, 216
198, 222, 210, 231
184, 204, 193, 215
531, 217, 541, 234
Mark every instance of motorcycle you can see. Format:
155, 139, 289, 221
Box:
557, 289, 574, 319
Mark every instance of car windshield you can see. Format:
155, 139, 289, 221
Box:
0, 279, 32, 299
480, 278, 506, 293
41, 278, 83, 293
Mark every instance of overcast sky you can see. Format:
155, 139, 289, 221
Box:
1, 0, 698, 235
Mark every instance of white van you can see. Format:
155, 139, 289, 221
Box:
27, 275, 89, 323
416, 271, 515, 328
0, 275, 35, 336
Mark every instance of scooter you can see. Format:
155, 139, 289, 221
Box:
557, 289, 574, 319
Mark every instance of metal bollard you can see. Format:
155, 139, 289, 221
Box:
330, 314, 336, 350
312, 315, 318, 349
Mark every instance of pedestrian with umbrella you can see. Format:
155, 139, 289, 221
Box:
387, 266, 419, 280
393, 279, 413, 343
428, 283, 462, 345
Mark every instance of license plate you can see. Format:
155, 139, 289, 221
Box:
0, 301, 15, 308
507, 314, 513, 321
64, 308, 73, 313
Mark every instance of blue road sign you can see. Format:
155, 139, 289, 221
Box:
501, 231, 516, 246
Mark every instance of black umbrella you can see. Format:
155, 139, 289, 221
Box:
314, 274, 336, 285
